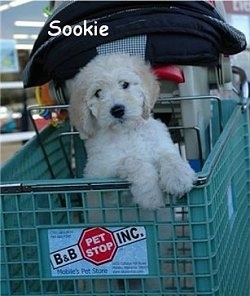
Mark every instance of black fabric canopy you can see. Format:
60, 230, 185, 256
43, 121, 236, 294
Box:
23, 1, 247, 88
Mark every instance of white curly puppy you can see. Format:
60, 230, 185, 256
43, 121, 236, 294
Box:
69, 54, 196, 209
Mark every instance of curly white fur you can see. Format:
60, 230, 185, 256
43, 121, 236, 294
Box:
68, 54, 196, 210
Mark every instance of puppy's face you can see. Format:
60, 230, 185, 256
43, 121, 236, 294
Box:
86, 69, 146, 129
69, 54, 159, 139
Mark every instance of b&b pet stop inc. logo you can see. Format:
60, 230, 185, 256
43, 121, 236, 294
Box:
49, 226, 148, 276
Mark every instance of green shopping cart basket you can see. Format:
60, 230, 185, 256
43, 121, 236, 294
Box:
1, 98, 249, 296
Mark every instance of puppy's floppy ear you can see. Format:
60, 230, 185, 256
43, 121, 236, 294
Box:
67, 76, 96, 140
135, 59, 160, 119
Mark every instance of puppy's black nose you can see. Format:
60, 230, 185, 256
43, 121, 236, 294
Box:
110, 104, 125, 118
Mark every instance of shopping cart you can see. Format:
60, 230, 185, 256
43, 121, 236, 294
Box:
1, 66, 249, 295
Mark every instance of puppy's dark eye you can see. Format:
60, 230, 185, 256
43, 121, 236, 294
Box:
121, 81, 129, 89
94, 89, 101, 98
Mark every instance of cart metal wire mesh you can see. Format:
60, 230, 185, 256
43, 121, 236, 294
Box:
1, 99, 249, 296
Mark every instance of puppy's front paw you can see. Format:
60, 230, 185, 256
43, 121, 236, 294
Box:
131, 182, 164, 210
160, 160, 196, 197
120, 158, 165, 210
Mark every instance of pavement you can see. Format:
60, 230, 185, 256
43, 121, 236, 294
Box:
0, 141, 23, 165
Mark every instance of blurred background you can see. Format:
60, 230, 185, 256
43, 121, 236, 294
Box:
0, 0, 250, 164
1, 0, 49, 163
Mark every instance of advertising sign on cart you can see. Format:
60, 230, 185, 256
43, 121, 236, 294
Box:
47, 226, 149, 277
